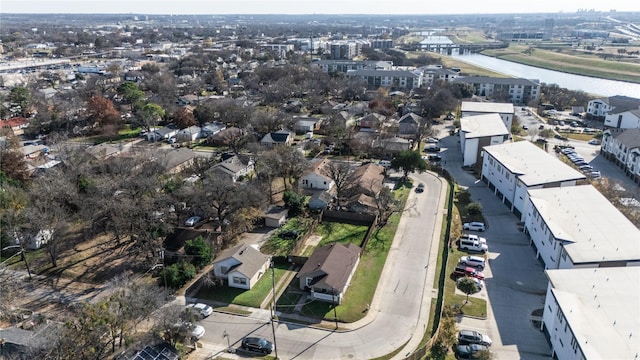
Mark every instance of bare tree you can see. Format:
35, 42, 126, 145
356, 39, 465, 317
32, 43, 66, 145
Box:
326, 160, 353, 206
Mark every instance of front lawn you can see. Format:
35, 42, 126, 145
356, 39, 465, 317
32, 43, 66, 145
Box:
196, 265, 290, 308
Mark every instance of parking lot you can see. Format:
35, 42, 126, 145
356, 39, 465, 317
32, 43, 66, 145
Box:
438, 131, 553, 360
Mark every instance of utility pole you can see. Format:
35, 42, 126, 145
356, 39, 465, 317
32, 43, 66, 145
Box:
270, 260, 279, 359
332, 287, 338, 329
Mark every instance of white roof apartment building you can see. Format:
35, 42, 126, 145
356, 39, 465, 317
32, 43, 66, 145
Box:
524, 185, 640, 269
459, 113, 509, 167
460, 101, 515, 131
481, 141, 586, 218
542, 267, 640, 360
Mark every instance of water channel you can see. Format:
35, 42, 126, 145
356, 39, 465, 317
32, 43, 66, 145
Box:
451, 53, 640, 98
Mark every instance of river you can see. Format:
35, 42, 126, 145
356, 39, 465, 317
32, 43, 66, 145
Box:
451, 53, 640, 98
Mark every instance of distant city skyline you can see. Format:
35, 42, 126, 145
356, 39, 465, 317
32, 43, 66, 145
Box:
2, 0, 638, 15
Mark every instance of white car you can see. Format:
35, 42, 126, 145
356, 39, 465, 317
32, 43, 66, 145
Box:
184, 216, 202, 227
463, 222, 486, 231
191, 324, 205, 339
459, 255, 486, 269
186, 303, 213, 318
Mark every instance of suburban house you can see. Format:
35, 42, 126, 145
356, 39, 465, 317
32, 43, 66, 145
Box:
175, 125, 202, 143
397, 112, 423, 138
347, 162, 386, 197
263, 206, 289, 228
212, 244, 271, 290
20, 144, 48, 159
601, 128, 640, 184
459, 113, 509, 167
297, 243, 362, 304
1, 117, 29, 135
603, 108, 640, 129
293, 118, 319, 135
147, 125, 178, 142
524, 185, 640, 269
308, 191, 334, 211
301, 158, 335, 191
156, 148, 197, 174
375, 136, 411, 155
345, 193, 378, 214
208, 154, 254, 182
585, 95, 640, 120
460, 101, 515, 131
542, 267, 639, 360
481, 141, 586, 219
200, 121, 227, 138
206, 126, 243, 146
261, 129, 293, 147
452, 77, 540, 104
346, 69, 422, 90
357, 113, 385, 130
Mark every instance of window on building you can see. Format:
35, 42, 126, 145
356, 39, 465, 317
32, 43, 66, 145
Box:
233, 276, 247, 285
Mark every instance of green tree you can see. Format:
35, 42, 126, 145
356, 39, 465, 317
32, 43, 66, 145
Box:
139, 102, 165, 133
163, 262, 197, 288
539, 128, 555, 139
457, 276, 480, 303
466, 202, 483, 216
184, 236, 213, 269
390, 150, 427, 180
117, 81, 144, 111
8, 86, 31, 116
283, 190, 305, 216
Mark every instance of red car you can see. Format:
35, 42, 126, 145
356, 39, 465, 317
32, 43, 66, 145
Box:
452, 265, 485, 280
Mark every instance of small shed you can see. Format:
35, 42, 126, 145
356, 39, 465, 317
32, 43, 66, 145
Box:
264, 206, 289, 228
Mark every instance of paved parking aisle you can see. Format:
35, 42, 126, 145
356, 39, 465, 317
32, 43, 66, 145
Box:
438, 132, 553, 360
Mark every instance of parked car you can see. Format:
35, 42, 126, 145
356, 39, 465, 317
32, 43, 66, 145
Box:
452, 265, 486, 280
424, 145, 441, 153
463, 222, 485, 231
428, 154, 442, 162
538, 124, 545, 130
280, 230, 299, 239
459, 238, 488, 253
455, 343, 489, 359
554, 134, 568, 141
185, 303, 213, 319
184, 216, 202, 227
588, 139, 601, 145
458, 255, 486, 269
415, 183, 425, 193
458, 329, 492, 346
241, 337, 274, 354
460, 233, 487, 245
522, 124, 528, 130
588, 170, 602, 179
456, 276, 484, 291
191, 324, 206, 340
426, 137, 439, 143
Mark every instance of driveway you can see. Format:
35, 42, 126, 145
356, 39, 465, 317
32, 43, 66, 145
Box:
438, 132, 552, 360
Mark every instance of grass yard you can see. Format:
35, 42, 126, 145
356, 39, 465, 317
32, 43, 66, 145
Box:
482, 44, 640, 83
299, 185, 411, 323
196, 265, 290, 308
261, 217, 315, 256
563, 132, 596, 141
407, 51, 510, 78
314, 222, 368, 247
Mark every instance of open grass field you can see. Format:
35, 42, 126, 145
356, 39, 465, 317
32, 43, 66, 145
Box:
411, 52, 510, 78
481, 44, 640, 83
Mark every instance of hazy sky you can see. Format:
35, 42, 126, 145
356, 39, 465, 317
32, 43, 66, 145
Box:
2, 0, 638, 15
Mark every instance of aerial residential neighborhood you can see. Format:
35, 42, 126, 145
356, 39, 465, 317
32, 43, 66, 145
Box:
0, 5, 639, 360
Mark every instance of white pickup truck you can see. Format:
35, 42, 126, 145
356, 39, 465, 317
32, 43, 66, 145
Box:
459, 233, 488, 253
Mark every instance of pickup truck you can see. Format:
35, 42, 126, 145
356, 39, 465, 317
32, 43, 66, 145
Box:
460, 233, 487, 245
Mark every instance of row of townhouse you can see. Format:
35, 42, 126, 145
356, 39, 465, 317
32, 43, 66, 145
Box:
601, 128, 640, 184
475, 139, 639, 360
